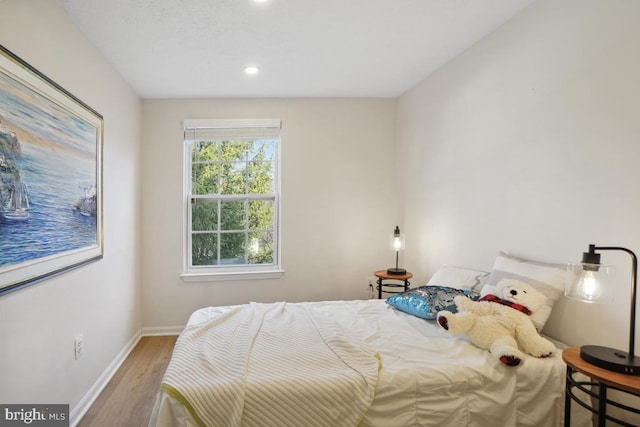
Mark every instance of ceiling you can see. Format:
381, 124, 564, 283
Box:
55, 0, 536, 99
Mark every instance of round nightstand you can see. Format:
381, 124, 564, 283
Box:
563, 346, 640, 426
374, 270, 412, 299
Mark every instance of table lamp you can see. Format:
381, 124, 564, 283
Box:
565, 244, 640, 375
386, 225, 406, 275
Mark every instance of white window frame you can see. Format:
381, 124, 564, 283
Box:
181, 119, 283, 282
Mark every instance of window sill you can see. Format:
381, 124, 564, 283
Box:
181, 269, 284, 283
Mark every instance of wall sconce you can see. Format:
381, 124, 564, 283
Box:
565, 244, 640, 374
387, 225, 406, 275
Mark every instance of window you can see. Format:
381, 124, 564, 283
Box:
182, 119, 282, 281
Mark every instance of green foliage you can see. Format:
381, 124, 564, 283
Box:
190, 139, 276, 266
192, 234, 217, 266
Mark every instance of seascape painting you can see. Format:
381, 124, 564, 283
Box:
0, 45, 103, 296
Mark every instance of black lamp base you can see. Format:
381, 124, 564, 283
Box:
580, 345, 640, 375
386, 267, 407, 275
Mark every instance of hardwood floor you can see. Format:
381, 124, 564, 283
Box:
78, 335, 177, 427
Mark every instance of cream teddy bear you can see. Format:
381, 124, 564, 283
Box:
436, 279, 556, 366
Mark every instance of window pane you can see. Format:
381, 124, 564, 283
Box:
220, 200, 246, 231
192, 200, 218, 231
192, 233, 217, 266
220, 232, 246, 264
220, 162, 247, 195
220, 141, 247, 161
248, 140, 276, 161
248, 161, 274, 194
248, 231, 274, 264
192, 141, 219, 162
248, 200, 274, 229
192, 163, 219, 195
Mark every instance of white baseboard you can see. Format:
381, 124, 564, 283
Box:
70, 330, 142, 426
69, 326, 183, 426
141, 325, 184, 336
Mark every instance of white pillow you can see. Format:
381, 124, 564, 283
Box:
481, 251, 566, 331
427, 265, 490, 291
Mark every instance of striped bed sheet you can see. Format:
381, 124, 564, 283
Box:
149, 299, 589, 427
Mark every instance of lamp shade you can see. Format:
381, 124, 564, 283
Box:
565, 262, 615, 304
387, 225, 406, 275
566, 244, 640, 375
390, 226, 405, 251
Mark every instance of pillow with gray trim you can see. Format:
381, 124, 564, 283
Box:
481, 251, 566, 331
427, 265, 490, 292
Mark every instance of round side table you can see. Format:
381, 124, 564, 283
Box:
374, 269, 412, 299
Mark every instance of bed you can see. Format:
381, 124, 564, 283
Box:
149, 255, 594, 427
150, 304, 567, 426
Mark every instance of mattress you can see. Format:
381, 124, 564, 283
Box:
149, 299, 587, 427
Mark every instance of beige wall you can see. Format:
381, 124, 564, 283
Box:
141, 98, 398, 328
0, 1, 142, 423
396, 0, 640, 346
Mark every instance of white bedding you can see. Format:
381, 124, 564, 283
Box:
150, 299, 577, 427
158, 301, 380, 427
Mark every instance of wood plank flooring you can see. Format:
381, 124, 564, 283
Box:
77, 335, 177, 427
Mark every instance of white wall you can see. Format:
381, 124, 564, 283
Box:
396, 0, 640, 347
141, 98, 397, 328
0, 0, 142, 422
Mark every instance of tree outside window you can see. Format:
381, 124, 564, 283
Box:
189, 138, 278, 268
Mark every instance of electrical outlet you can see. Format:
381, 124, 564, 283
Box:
74, 334, 84, 360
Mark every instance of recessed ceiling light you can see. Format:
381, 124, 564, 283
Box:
244, 66, 259, 76
253, 0, 269, 3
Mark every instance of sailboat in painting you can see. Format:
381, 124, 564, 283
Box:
2, 182, 30, 220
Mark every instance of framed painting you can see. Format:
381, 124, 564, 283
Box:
0, 44, 103, 296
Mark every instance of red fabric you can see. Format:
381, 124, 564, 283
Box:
478, 294, 532, 316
